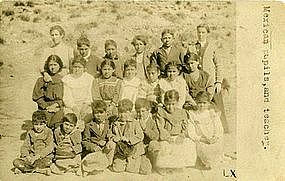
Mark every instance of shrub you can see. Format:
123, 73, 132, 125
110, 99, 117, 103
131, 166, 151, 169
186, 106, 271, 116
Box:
33, 17, 41, 23
2, 10, 14, 16
0, 37, 5, 44
142, 7, 153, 15
26, 1, 35, 7
70, 12, 81, 18
46, 14, 61, 22
33, 8, 41, 14
19, 15, 30, 22
14, 1, 25, 6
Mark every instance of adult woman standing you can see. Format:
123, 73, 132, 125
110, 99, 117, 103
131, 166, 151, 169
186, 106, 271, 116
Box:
189, 23, 229, 133
40, 25, 74, 82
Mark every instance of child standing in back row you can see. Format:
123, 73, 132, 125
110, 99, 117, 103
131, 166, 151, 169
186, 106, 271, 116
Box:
40, 25, 74, 82
75, 35, 102, 78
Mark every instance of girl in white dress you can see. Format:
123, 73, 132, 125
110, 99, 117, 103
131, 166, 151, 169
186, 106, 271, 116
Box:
186, 91, 224, 169
62, 57, 94, 131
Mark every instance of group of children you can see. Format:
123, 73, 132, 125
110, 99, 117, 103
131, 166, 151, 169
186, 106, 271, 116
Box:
13, 24, 227, 176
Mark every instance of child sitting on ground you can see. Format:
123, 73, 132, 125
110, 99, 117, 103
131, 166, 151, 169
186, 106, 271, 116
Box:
62, 57, 94, 131
92, 60, 122, 116
13, 111, 54, 175
75, 35, 102, 78
135, 98, 159, 174
186, 91, 224, 170
110, 99, 145, 174
81, 100, 116, 176
148, 90, 196, 175
51, 113, 82, 176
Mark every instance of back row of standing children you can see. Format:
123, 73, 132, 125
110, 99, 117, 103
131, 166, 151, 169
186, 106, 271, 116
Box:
13, 24, 228, 176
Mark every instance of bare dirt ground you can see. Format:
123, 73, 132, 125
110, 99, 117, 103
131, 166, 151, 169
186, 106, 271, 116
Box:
0, 1, 236, 180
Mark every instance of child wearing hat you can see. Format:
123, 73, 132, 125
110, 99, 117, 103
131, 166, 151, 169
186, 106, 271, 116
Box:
186, 91, 224, 170
13, 110, 54, 175
51, 113, 82, 175
81, 100, 116, 176
110, 99, 145, 174
62, 57, 94, 131
75, 35, 102, 78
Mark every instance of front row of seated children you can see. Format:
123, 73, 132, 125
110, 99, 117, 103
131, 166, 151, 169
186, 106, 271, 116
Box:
13, 90, 224, 176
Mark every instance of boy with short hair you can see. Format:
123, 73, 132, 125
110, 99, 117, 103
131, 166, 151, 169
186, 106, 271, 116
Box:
75, 35, 102, 78
150, 29, 186, 76
13, 110, 54, 175
51, 113, 82, 176
110, 99, 144, 174
103, 39, 125, 79
81, 100, 116, 176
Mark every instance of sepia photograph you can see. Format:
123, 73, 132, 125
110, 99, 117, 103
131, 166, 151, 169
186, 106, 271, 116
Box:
0, 0, 263, 180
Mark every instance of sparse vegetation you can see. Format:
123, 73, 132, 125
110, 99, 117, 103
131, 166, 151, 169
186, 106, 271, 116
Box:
2, 10, 15, 16
14, 1, 25, 7
142, 7, 153, 15
22, 29, 43, 38
19, 14, 30, 22
32, 17, 41, 23
75, 21, 98, 32
33, 8, 41, 14
162, 12, 178, 23
0, 37, 5, 44
26, 1, 35, 7
46, 14, 61, 22
70, 12, 81, 18
116, 14, 124, 21
100, 8, 107, 13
